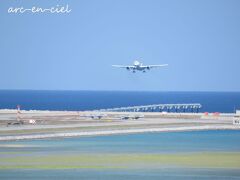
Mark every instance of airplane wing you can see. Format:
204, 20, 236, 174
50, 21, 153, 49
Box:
145, 64, 168, 69
112, 65, 135, 69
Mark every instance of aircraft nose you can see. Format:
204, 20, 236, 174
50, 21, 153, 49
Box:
134, 60, 140, 66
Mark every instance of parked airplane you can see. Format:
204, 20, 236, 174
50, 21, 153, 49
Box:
119, 114, 144, 120
80, 114, 107, 120
112, 60, 168, 73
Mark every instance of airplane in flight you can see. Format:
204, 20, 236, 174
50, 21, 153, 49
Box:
112, 60, 168, 73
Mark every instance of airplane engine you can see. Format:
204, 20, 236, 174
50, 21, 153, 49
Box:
126, 67, 130, 70
147, 67, 150, 70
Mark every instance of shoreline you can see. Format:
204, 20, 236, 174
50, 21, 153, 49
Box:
0, 125, 239, 141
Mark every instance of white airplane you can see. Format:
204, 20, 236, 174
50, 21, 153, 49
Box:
119, 114, 144, 120
112, 60, 168, 73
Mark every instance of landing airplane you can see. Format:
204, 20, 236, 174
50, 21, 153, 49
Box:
112, 60, 168, 73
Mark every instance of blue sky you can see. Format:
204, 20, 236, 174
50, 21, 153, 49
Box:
0, 0, 240, 91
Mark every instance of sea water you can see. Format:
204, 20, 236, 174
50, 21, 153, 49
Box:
0, 90, 240, 112
0, 131, 240, 179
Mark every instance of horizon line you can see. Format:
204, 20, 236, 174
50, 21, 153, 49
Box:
0, 89, 240, 93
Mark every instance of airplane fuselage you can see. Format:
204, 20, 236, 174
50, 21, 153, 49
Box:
128, 61, 149, 73
112, 60, 168, 73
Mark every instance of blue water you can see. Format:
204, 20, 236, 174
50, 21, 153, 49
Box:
0, 131, 240, 179
0, 90, 240, 112
1, 169, 240, 180
1, 130, 240, 154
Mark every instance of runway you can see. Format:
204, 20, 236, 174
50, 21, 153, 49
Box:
0, 109, 239, 141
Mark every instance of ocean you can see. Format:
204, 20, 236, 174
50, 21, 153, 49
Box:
0, 90, 240, 112
0, 131, 240, 179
